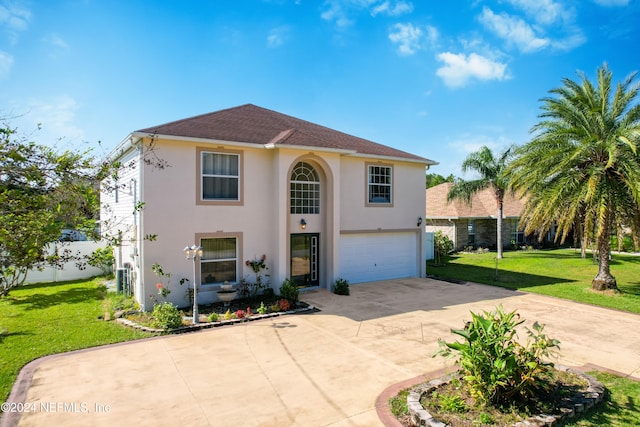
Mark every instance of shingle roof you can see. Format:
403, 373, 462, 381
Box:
135, 104, 435, 163
426, 182, 524, 218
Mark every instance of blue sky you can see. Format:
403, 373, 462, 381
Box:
1, 0, 638, 177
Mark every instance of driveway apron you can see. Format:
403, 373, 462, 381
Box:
3, 278, 640, 426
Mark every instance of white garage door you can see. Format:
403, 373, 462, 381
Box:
339, 232, 417, 283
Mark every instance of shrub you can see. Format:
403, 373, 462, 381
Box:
434, 231, 454, 265
332, 278, 350, 295
208, 312, 219, 322
235, 309, 246, 319
434, 305, 560, 406
87, 246, 115, 276
279, 278, 299, 303
151, 302, 183, 329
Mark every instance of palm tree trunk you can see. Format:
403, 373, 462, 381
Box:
496, 201, 503, 259
591, 213, 618, 291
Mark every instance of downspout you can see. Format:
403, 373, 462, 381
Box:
134, 139, 145, 311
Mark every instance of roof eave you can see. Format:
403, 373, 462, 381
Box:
344, 152, 437, 165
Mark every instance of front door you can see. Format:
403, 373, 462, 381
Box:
290, 233, 319, 288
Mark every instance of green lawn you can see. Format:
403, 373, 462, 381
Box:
0, 278, 153, 405
428, 249, 640, 314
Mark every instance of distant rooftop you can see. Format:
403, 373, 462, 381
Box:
426, 182, 524, 218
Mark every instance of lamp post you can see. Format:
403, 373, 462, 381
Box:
184, 245, 203, 324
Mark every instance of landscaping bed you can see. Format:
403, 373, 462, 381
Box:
119, 296, 314, 333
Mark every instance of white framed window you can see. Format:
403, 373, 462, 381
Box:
468, 220, 476, 245
290, 162, 320, 214
367, 164, 393, 205
201, 151, 240, 201
512, 219, 524, 244
200, 237, 237, 285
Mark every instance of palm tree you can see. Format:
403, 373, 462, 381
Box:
447, 146, 513, 259
508, 63, 640, 291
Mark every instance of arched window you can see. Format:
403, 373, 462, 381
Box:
290, 162, 320, 214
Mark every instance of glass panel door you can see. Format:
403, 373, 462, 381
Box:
290, 233, 319, 288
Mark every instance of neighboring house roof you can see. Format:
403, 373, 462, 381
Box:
426, 182, 524, 219
133, 104, 436, 164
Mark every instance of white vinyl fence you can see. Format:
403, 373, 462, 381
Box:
25, 241, 109, 284
424, 231, 434, 261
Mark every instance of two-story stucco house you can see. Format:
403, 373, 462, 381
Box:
101, 104, 436, 310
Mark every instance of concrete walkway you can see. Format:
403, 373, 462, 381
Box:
3, 278, 640, 427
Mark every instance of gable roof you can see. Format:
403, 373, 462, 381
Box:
426, 182, 524, 219
134, 104, 435, 164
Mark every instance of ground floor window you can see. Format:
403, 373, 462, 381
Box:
200, 237, 237, 284
467, 220, 476, 245
512, 219, 525, 244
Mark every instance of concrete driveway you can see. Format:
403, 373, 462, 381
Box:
4, 278, 640, 427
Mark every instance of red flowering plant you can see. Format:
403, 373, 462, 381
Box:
278, 299, 290, 312
244, 254, 270, 296
235, 309, 246, 319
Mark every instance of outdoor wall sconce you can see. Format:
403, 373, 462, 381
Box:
417, 216, 423, 227
300, 219, 307, 230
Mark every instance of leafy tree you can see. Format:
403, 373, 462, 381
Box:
447, 146, 513, 259
0, 124, 109, 296
508, 64, 640, 291
426, 173, 455, 189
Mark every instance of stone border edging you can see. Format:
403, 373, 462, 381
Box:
406, 365, 605, 427
115, 305, 318, 333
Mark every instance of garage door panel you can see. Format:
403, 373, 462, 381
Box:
339, 232, 417, 284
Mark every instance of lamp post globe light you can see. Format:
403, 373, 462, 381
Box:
184, 245, 203, 324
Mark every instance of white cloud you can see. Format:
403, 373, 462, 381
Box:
436, 52, 508, 88
388, 23, 422, 55
479, 7, 549, 53
592, 0, 629, 6
0, 0, 31, 43
267, 26, 290, 48
321, 0, 413, 28
18, 95, 85, 146
425, 25, 439, 49
44, 33, 69, 50
504, 0, 570, 26
371, 1, 413, 17
0, 50, 13, 78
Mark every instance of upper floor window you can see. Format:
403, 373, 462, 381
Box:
201, 151, 240, 201
290, 162, 320, 214
367, 164, 392, 205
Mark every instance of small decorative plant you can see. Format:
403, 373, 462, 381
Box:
244, 254, 270, 296
235, 309, 246, 319
434, 305, 560, 407
278, 299, 290, 312
208, 312, 220, 322
257, 302, 268, 315
223, 309, 235, 320
151, 301, 183, 330
332, 278, 350, 295
279, 278, 299, 304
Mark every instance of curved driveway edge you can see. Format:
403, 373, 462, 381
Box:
2, 278, 640, 426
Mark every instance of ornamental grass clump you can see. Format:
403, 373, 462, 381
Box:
434, 305, 560, 407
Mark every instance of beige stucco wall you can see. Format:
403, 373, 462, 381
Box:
340, 156, 426, 232
104, 137, 429, 309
